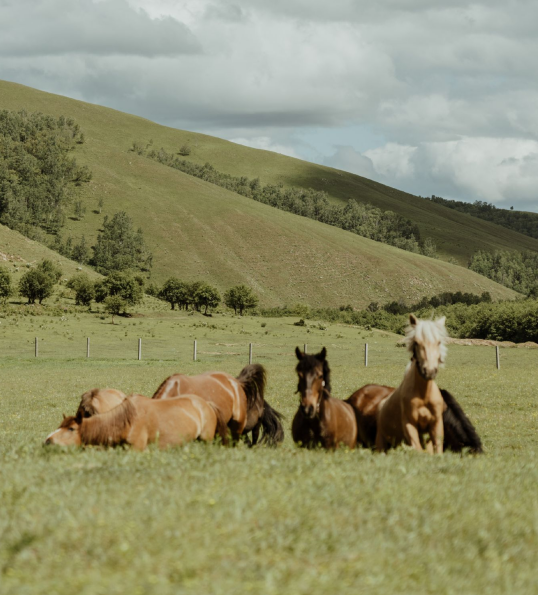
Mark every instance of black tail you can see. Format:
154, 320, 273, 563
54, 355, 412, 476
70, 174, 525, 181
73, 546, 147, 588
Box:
259, 401, 285, 446
441, 389, 484, 454
236, 364, 266, 411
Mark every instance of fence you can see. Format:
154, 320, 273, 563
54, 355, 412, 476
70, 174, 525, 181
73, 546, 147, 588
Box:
3, 337, 516, 370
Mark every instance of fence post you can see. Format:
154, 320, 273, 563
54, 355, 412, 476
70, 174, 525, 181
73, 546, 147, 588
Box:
496, 345, 500, 370
365, 343, 368, 367
35, 337, 38, 358
138, 338, 142, 361
193, 340, 197, 361
304, 343, 307, 354
86, 337, 90, 358
249, 342, 253, 365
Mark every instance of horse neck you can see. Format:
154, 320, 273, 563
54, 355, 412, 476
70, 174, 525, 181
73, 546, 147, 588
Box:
403, 360, 437, 398
80, 398, 137, 445
318, 389, 332, 420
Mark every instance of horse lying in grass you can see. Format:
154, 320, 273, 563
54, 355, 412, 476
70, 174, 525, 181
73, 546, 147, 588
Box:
75, 388, 127, 418
152, 364, 284, 446
374, 314, 483, 454
292, 347, 357, 449
44, 394, 220, 450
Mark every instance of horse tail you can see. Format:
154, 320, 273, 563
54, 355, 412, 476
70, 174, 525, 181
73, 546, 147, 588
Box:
259, 401, 285, 446
441, 389, 484, 454
236, 363, 266, 411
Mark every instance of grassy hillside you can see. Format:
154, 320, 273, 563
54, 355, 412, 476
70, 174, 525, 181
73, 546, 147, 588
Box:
0, 224, 99, 286
0, 80, 522, 306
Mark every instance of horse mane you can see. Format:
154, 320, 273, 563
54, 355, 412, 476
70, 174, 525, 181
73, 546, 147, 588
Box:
76, 388, 100, 418
405, 317, 448, 363
321, 357, 332, 393
236, 364, 266, 411
79, 398, 137, 446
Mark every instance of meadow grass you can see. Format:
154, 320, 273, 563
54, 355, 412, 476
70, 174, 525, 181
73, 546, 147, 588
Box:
1, 308, 538, 594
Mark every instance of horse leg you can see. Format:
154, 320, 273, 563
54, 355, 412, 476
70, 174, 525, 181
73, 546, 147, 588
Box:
250, 422, 261, 446
375, 428, 388, 453
429, 417, 444, 454
404, 422, 424, 452
129, 426, 149, 451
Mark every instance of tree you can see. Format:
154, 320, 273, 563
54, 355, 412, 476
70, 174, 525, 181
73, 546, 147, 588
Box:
36, 259, 62, 283
97, 196, 104, 214
71, 235, 90, 264
104, 295, 125, 324
94, 271, 143, 313
0, 267, 13, 303
179, 144, 191, 156
66, 273, 95, 307
91, 211, 152, 273
19, 269, 55, 304
223, 285, 259, 315
74, 200, 86, 220
159, 277, 187, 310
194, 283, 221, 314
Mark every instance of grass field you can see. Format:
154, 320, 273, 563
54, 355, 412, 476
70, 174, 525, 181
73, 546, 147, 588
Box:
0, 79, 533, 308
1, 306, 538, 594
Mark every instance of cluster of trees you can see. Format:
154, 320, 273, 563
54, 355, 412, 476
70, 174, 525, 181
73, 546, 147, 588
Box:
469, 250, 538, 296
131, 142, 437, 257
426, 195, 538, 240
48, 211, 152, 273
0, 259, 64, 305
156, 278, 259, 315
0, 110, 91, 237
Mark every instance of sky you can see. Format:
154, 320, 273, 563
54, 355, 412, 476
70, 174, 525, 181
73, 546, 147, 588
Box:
1, 0, 537, 210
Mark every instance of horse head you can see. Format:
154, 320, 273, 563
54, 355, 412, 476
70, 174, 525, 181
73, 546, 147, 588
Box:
295, 346, 329, 418
43, 413, 82, 446
406, 314, 447, 380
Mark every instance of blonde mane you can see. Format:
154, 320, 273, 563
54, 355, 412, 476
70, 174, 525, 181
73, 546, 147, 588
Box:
405, 316, 448, 364
80, 398, 137, 446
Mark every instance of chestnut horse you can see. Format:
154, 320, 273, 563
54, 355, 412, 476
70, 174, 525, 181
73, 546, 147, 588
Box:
152, 364, 283, 446
44, 394, 219, 450
375, 314, 447, 453
292, 347, 357, 449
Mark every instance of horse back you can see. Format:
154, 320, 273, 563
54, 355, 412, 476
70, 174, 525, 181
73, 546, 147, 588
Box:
325, 397, 357, 449
345, 384, 394, 447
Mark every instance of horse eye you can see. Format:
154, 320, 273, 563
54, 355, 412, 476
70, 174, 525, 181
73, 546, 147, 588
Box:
68, 427, 75, 432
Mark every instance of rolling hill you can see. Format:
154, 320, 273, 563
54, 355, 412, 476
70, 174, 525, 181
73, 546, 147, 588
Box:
0, 79, 524, 307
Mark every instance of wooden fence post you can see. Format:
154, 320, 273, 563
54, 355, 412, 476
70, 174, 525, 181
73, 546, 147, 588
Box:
365, 343, 368, 367
496, 345, 500, 370
249, 342, 253, 365
35, 337, 38, 358
86, 337, 90, 358
193, 340, 197, 361
138, 338, 142, 361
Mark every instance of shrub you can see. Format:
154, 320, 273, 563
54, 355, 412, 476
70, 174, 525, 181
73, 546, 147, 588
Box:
104, 295, 125, 324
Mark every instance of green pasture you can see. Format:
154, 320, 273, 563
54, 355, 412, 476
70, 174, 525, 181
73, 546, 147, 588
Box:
1, 310, 538, 594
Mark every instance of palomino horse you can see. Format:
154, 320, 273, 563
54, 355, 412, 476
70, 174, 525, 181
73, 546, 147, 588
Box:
75, 388, 127, 418
292, 347, 357, 449
375, 314, 447, 453
152, 364, 284, 446
44, 394, 219, 450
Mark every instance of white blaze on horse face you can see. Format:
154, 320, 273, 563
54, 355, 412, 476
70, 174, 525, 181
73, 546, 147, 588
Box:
44, 428, 61, 442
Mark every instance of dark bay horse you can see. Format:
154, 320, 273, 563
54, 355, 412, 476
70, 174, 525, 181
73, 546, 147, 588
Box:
45, 394, 219, 450
292, 347, 357, 449
152, 364, 283, 446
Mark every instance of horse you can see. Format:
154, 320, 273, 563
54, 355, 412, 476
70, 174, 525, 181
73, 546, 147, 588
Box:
292, 347, 357, 450
75, 388, 127, 418
375, 314, 448, 453
152, 364, 284, 446
44, 394, 219, 450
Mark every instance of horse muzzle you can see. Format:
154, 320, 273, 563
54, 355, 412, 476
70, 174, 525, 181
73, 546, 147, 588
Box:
301, 404, 316, 419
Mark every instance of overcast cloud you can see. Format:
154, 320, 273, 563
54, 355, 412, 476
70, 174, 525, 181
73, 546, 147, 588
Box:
1, 0, 537, 209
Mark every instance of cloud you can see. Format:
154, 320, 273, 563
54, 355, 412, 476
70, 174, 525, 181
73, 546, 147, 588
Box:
229, 136, 299, 158
326, 138, 538, 210
0, 0, 200, 57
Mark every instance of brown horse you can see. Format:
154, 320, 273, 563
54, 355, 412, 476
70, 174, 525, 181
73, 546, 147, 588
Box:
292, 347, 357, 450
44, 394, 218, 450
75, 388, 127, 418
375, 314, 447, 453
152, 364, 283, 446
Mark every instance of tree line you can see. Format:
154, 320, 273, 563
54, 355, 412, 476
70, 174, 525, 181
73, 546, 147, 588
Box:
468, 250, 538, 296
0, 110, 90, 238
130, 141, 438, 258
426, 195, 538, 240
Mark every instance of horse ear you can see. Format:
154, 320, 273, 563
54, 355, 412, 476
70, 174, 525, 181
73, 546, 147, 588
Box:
62, 413, 67, 420
295, 346, 303, 360
409, 314, 418, 326
75, 411, 83, 425
435, 316, 446, 328
318, 347, 327, 361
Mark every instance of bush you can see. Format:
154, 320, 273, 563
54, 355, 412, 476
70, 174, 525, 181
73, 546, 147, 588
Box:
104, 295, 125, 324
66, 273, 94, 307
94, 271, 143, 313
19, 269, 55, 304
